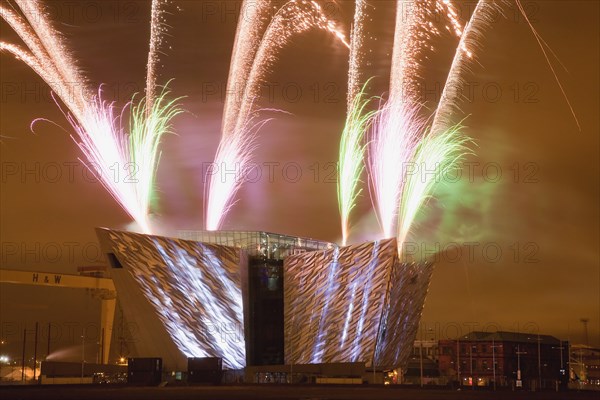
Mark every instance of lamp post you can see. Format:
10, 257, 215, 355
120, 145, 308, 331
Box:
81, 334, 85, 383
456, 338, 461, 387
32, 322, 38, 381
490, 339, 503, 391
21, 329, 27, 382
492, 339, 496, 390
419, 340, 424, 387
470, 344, 473, 389
515, 345, 527, 389
537, 334, 542, 391
552, 341, 565, 391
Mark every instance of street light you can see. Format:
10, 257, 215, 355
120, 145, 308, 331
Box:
456, 338, 461, 387
470, 344, 477, 390
491, 339, 502, 391
419, 339, 424, 387
552, 341, 566, 391
537, 335, 542, 391
492, 339, 496, 390
81, 334, 85, 383
516, 345, 527, 388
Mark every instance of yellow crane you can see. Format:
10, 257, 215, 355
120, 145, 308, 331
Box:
0, 268, 116, 364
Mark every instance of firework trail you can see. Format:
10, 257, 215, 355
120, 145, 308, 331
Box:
146, 0, 168, 113
396, 1, 496, 251
65, 89, 150, 232
205, 118, 270, 231
347, 0, 368, 107
129, 86, 183, 223
1, 0, 179, 233
363, 0, 471, 245
337, 85, 375, 246
0, 2, 87, 121
337, 0, 371, 246
390, 0, 465, 103
206, 0, 349, 230
513, 0, 580, 130
233, 0, 349, 137
221, 0, 271, 140
389, 0, 420, 103
137, 0, 183, 219
397, 124, 470, 252
14, 0, 91, 115
368, 100, 425, 239
367, 0, 430, 240
430, 0, 497, 136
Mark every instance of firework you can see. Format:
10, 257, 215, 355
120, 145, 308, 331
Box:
129, 85, 183, 221
390, 0, 465, 103
1, 0, 179, 233
347, 0, 368, 107
65, 88, 150, 232
396, 0, 493, 250
366, 0, 488, 245
368, 99, 426, 239
396, 124, 470, 252
206, 0, 349, 230
367, 0, 420, 240
513, 0, 580, 130
204, 118, 269, 231
146, 0, 168, 113
337, 85, 375, 246
0, 3, 87, 121
232, 0, 349, 136
337, 0, 371, 246
367, 0, 429, 239
221, 0, 271, 140
431, 0, 496, 135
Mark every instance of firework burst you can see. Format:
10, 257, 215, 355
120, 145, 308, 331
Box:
221, 0, 272, 140
431, 0, 498, 135
145, 0, 169, 113
204, 118, 269, 231
232, 0, 349, 137
368, 99, 426, 239
337, 85, 375, 246
397, 124, 470, 252
206, 0, 349, 230
1, 0, 180, 233
396, 0, 500, 252
362, 0, 487, 250
336, 0, 372, 246
129, 85, 183, 221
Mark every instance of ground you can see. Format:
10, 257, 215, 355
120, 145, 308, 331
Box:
0, 385, 598, 400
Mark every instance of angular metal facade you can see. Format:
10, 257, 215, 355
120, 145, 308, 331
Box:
96, 228, 433, 372
374, 260, 434, 368
96, 228, 247, 370
284, 239, 433, 369
284, 239, 395, 366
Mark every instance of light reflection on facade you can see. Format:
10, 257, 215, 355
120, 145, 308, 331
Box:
97, 228, 432, 371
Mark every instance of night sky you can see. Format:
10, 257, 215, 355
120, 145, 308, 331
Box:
1, 0, 598, 361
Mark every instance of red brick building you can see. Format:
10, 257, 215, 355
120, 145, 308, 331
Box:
438, 331, 568, 390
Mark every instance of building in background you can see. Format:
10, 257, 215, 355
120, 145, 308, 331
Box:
438, 331, 568, 390
569, 345, 600, 389
400, 339, 444, 385
412, 339, 439, 363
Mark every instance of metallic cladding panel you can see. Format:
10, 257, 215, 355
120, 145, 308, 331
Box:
374, 261, 434, 368
109, 267, 187, 370
284, 238, 397, 366
96, 228, 246, 369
